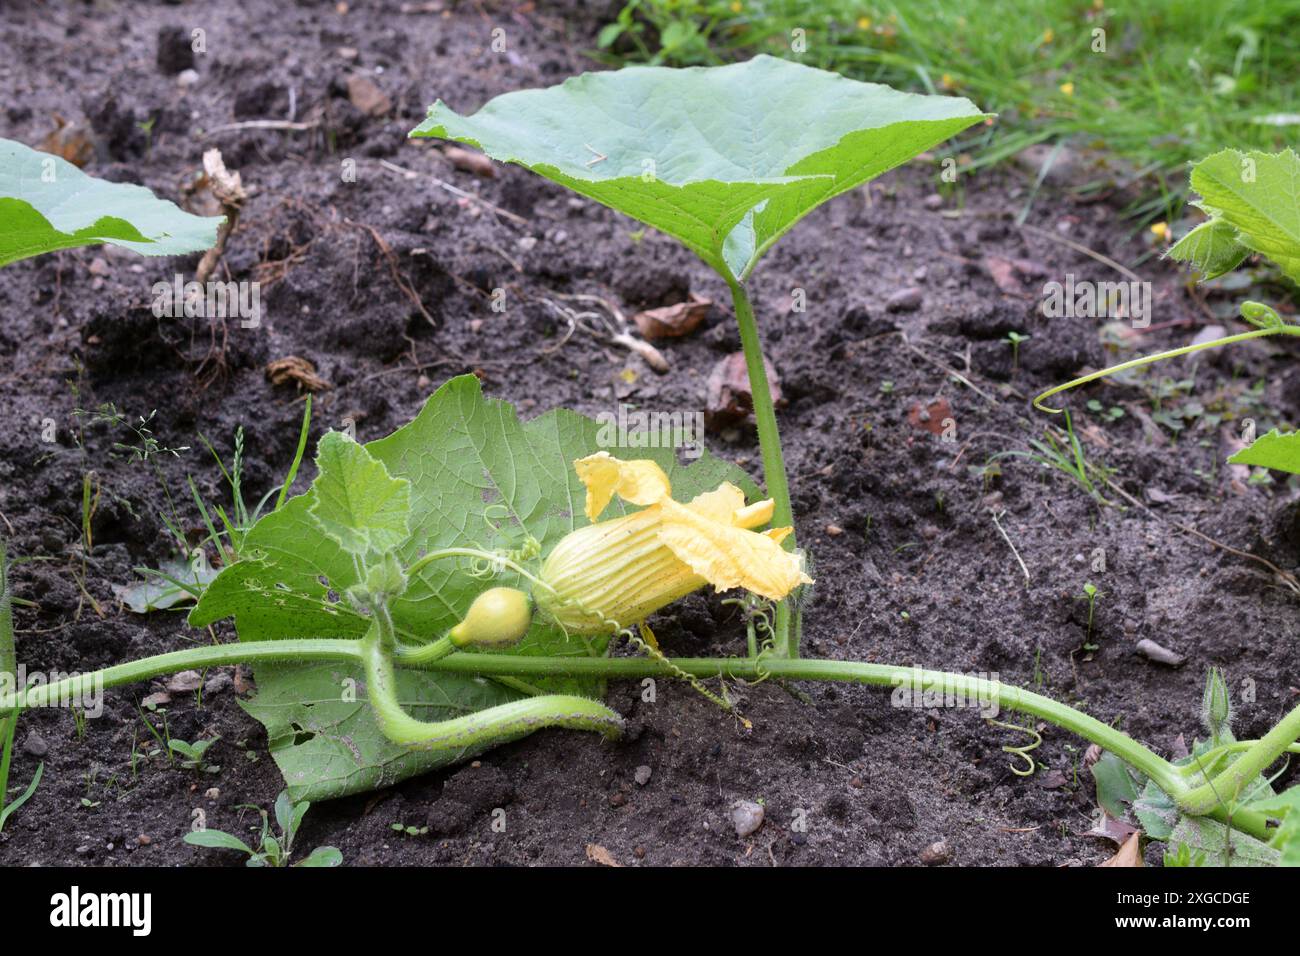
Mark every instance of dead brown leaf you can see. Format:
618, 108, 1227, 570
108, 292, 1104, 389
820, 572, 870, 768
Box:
907, 397, 954, 436
706, 351, 782, 429
166, 671, 203, 693
585, 843, 621, 867
347, 74, 392, 117
1098, 831, 1143, 867
982, 255, 1027, 296
632, 293, 711, 340
1086, 811, 1140, 848
39, 115, 96, 167
266, 356, 330, 392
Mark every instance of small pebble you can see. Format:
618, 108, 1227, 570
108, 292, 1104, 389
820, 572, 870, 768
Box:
23, 731, 48, 758
825, 524, 843, 537
1039, 770, 1069, 790
919, 840, 951, 865
166, 670, 203, 693
203, 672, 233, 696
137, 835, 152, 846
1136, 639, 1185, 667
633, 765, 652, 787
633, 845, 646, 859
730, 800, 764, 838
885, 287, 924, 313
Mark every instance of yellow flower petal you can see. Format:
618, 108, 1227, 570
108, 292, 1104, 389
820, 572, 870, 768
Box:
657, 497, 811, 601
734, 498, 774, 529
685, 482, 747, 523
765, 526, 793, 545
574, 452, 671, 521
687, 483, 775, 529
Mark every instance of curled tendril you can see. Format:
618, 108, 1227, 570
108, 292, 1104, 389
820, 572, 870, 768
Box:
722, 595, 777, 683
987, 718, 1042, 776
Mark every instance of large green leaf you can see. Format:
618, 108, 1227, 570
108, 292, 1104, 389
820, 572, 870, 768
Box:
0, 137, 221, 267
1167, 148, 1300, 284
1228, 428, 1300, 475
191, 375, 755, 800
412, 55, 986, 281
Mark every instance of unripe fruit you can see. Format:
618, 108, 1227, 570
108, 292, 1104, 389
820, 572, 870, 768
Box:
449, 587, 532, 647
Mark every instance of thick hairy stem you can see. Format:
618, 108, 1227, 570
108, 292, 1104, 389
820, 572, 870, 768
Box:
0, 639, 365, 713
360, 627, 622, 751
727, 279, 799, 659
413, 653, 1278, 841
3, 633, 1290, 841
1179, 701, 1300, 815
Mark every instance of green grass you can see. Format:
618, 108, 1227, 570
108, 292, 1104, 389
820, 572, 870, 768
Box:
597, 0, 1300, 218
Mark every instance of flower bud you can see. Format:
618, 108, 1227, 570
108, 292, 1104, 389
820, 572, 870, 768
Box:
1201, 667, 1234, 745
449, 587, 532, 648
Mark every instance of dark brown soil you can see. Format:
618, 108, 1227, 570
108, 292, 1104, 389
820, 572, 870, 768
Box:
2, 0, 1298, 868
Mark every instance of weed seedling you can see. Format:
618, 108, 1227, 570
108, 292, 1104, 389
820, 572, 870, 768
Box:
183, 790, 341, 867
1081, 583, 1101, 652
168, 736, 221, 774
1085, 399, 1124, 423
992, 411, 1114, 506
391, 822, 429, 838
1004, 331, 1029, 370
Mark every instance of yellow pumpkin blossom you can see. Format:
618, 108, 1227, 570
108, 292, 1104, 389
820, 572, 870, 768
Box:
537, 452, 811, 635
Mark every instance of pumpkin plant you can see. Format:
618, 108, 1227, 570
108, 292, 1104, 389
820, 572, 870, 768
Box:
5, 72, 1300, 865
4, 375, 1300, 860
412, 54, 990, 659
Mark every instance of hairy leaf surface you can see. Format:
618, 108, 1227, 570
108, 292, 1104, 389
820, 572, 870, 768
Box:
1168, 148, 1300, 283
